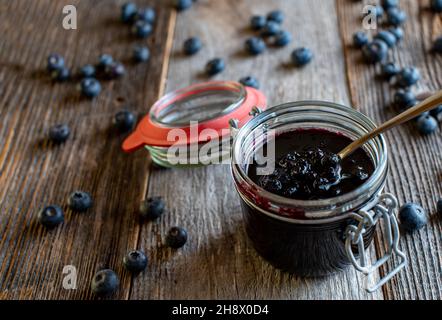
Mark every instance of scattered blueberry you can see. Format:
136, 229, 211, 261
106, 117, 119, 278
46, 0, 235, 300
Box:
80, 78, 101, 98
68, 191, 93, 212
374, 30, 397, 48
267, 10, 284, 24
381, 0, 399, 9
133, 46, 150, 63
381, 62, 400, 79
250, 15, 266, 30
139, 197, 165, 220
431, 0, 442, 12
261, 21, 280, 37
429, 104, 442, 119
388, 27, 404, 41
97, 54, 114, 70
49, 124, 70, 144
51, 67, 71, 82
132, 20, 153, 38
47, 53, 65, 72
205, 58, 225, 76
291, 47, 313, 67
239, 76, 260, 89
166, 227, 188, 248
353, 31, 369, 48
114, 110, 136, 132
183, 37, 202, 55
396, 67, 420, 87
123, 250, 148, 274
273, 30, 292, 47
433, 36, 442, 53
416, 115, 438, 134
137, 6, 156, 24
245, 37, 266, 55
104, 61, 126, 79
362, 40, 388, 63
394, 89, 416, 109
399, 203, 428, 233
386, 7, 407, 26
91, 269, 119, 296
38, 205, 64, 229
121, 2, 137, 23
79, 64, 96, 78
174, 0, 192, 11
437, 198, 442, 215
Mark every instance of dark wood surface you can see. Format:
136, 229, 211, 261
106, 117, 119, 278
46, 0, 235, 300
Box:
0, 0, 440, 300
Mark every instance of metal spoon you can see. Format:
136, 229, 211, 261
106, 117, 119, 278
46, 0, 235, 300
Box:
338, 90, 442, 160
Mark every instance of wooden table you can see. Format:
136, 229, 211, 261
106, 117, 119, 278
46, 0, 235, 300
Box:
0, 0, 441, 300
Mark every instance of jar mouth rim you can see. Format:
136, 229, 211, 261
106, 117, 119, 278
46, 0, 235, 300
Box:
231, 100, 388, 219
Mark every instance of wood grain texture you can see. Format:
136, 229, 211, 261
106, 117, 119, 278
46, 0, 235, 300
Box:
130, 0, 383, 300
0, 0, 174, 299
336, 0, 442, 299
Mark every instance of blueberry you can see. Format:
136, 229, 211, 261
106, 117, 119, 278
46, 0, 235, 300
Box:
267, 10, 284, 24
431, 0, 442, 12
399, 203, 428, 233
47, 53, 65, 72
381, 62, 400, 79
166, 227, 188, 248
396, 67, 420, 87
51, 67, 71, 82
388, 27, 404, 41
239, 76, 260, 89
49, 124, 70, 144
104, 61, 125, 79
433, 36, 442, 53
68, 191, 93, 212
273, 30, 292, 47
137, 7, 156, 24
38, 205, 64, 229
174, 0, 192, 11
381, 0, 399, 9
205, 58, 225, 76
97, 54, 114, 70
250, 15, 266, 30
121, 2, 137, 23
114, 110, 136, 132
291, 47, 313, 66
374, 30, 397, 48
437, 198, 442, 215
362, 40, 388, 63
245, 37, 266, 55
387, 7, 407, 26
429, 104, 442, 119
123, 250, 148, 274
416, 115, 438, 134
91, 269, 119, 296
79, 64, 96, 78
80, 78, 101, 98
139, 197, 165, 220
132, 20, 153, 38
353, 31, 369, 48
394, 89, 416, 109
183, 37, 202, 55
261, 21, 280, 37
133, 46, 150, 63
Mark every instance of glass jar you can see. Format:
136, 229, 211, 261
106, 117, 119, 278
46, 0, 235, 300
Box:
231, 101, 407, 292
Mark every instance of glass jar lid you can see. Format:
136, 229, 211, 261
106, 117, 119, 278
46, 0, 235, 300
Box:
122, 81, 267, 152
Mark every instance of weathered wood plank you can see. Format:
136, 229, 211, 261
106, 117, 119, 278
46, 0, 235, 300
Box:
336, 0, 442, 299
0, 0, 173, 299
130, 0, 383, 300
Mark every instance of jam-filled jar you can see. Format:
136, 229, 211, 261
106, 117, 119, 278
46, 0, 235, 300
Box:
231, 101, 407, 292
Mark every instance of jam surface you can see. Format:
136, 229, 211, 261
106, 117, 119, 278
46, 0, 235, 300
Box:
247, 129, 375, 200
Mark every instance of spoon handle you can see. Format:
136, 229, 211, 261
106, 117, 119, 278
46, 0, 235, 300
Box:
338, 90, 442, 159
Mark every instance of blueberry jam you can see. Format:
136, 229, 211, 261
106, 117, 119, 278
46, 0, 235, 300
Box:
247, 129, 374, 200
